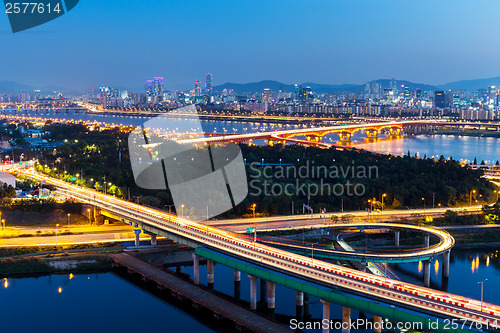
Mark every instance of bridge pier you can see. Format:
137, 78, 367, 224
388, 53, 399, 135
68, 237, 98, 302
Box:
342, 306, 351, 333
395, 230, 400, 247
338, 131, 352, 142
267, 281, 275, 317
260, 279, 267, 304
320, 300, 331, 333
207, 260, 214, 288
133, 229, 141, 246
424, 260, 431, 287
296, 291, 304, 320
248, 275, 257, 310
424, 235, 430, 248
150, 234, 157, 246
234, 270, 241, 300
443, 251, 450, 279
365, 129, 378, 139
373, 316, 382, 333
304, 293, 310, 319
192, 253, 200, 285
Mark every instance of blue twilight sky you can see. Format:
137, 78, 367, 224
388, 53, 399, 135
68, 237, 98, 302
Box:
1, 0, 500, 92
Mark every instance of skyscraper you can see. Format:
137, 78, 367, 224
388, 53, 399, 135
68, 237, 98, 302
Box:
145, 80, 153, 100
145, 77, 164, 104
153, 77, 164, 100
205, 73, 213, 102
262, 88, 272, 103
434, 91, 445, 108
294, 84, 302, 101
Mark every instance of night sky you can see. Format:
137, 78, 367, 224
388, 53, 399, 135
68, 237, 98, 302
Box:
1, 0, 500, 91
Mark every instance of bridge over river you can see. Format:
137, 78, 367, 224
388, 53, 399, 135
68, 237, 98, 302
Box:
6, 164, 500, 333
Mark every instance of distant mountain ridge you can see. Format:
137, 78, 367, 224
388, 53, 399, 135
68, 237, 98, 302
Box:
213, 79, 439, 94
439, 76, 500, 91
1, 76, 500, 95
214, 77, 500, 94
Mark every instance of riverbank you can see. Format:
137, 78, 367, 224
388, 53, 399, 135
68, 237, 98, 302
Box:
0, 251, 115, 277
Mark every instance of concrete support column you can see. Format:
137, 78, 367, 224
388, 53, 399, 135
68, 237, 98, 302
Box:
424, 235, 430, 248
342, 306, 351, 333
234, 270, 241, 300
296, 291, 304, 306
248, 275, 257, 310
150, 234, 157, 246
373, 316, 382, 333
320, 300, 331, 333
267, 281, 275, 309
424, 260, 431, 287
260, 279, 267, 303
133, 229, 141, 247
207, 260, 214, 288
395, 230, 400, 247
443, 250, 450, 279
296, 291, 304, 321
304, 293, 310, 318
192, 253, 200, 285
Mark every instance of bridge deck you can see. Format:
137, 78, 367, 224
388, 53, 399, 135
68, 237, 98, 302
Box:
109, 253, 290, 333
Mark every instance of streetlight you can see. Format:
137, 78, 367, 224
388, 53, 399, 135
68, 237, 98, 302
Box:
87, 208, 91, 225
251, 203, 256, 218
478, 279, 488, 312
55, 224, 59, 249
67, 213, 70, 233
470, 189, 476, 206
422, 197, 425, 210
381, 193, 387, 212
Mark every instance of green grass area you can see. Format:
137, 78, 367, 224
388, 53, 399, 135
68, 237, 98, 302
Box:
2, 210, 89, 227
450, 229, 500, 244
0, 242, 122, 257
0, 254, 113, 276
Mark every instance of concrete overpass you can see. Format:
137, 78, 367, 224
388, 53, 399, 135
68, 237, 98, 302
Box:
9, 166, 500, 333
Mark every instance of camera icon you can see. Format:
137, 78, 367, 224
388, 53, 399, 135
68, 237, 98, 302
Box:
128, 105, 248, 222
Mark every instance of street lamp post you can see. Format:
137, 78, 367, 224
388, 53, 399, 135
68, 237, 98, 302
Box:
67, 213, 70, 233
55, 224, 59, 250
381, 193, 387, 213
479, 279, 488, 312
422, 197, 425, 210
251, 204, 256, 218
470, 189, 476, 206
87, 208, 91, 225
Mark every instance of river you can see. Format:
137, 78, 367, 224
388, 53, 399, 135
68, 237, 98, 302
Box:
3, 110, 500, 163
2, 248, 500, 332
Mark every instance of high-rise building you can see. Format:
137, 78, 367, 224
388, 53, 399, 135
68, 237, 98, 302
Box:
294, 83, 302, 101
299, 87, 313, 103
153, 77, 164, 100
403, 86, 411, 100
434, 91, 445, 108
205, 73, 213, 101
145, 80, 153, 100
262, 88, 272, 102
415, 88, 422, 99
145, 77, 164, 104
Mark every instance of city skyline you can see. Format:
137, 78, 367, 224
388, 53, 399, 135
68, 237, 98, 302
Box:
1, 0, 500, 91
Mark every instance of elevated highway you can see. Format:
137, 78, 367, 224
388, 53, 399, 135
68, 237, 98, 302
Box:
8, 166, 500, 332
255, 222, 454, 263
